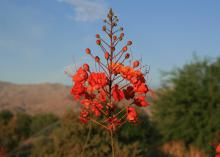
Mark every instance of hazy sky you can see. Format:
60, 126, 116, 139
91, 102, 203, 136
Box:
0, 0, 220, 87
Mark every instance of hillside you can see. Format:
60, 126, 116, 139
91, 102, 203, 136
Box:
0, 81, 77, 116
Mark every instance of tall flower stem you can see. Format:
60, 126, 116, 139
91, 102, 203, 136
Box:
110, 130, 115, 157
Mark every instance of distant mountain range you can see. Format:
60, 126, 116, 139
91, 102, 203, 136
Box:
0, 81, 78, 116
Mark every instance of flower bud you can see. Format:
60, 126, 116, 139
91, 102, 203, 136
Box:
96, 34, 100, 38
133, 60, 140, 68
102, 26, 106, 31
122, 46, 128, 52
96, 39, 101, 45
125, 53, 130, 59
85, 48, 91, 54
95, 56, 100, 62
113, 35, 117, 40
105, 52, 110, 60
127, 40, 132, 46
83, 64, 90, 71
111, 46, 115, 52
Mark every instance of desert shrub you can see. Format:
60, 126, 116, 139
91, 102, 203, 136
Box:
30, 113, 58, 134
0, 112, 31, 152
31, 111, 167, 157
153, 57, 220, 155
0, 110, 13, 125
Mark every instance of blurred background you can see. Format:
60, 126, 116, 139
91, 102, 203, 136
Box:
0, 0, 220, 156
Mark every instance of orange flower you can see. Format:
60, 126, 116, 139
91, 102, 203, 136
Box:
134, 96, 148, 107
112, 84, 124, 102
126, 107, 137, 123
88, 72, 108, 90
72, 67, 88, 83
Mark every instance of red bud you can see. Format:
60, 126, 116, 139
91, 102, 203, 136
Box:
133, 61, 140, 68
95, 56, 100, 62
123, 46, 128, 52
83, 64, 90, 71
105, 52, 110, 60
113, 35, 117, 40
102, 26, 106, 31
125, 53, 130, 59
85, 48, 91, 54
96, 39, 101, 45
127, 40, 132, 46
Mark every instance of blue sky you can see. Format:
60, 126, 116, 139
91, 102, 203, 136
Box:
0, 0, 220, 87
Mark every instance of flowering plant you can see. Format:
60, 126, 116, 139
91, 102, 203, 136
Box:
69, 8, 151, 156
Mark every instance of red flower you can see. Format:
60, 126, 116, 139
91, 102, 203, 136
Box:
134, 83, 148, 94
126, 107, 137, 123
107, 116, 121, 131
123, 86, 135, 100
71, 83, 86, 99
88, 72, 108, 90
134, 96, 148, 107
72, 67, 88, 83
80, 110, 89, 123
92, 101, 103, 117
112, 84, 124, 102
99, 89, 107, 102
80, 99, 91, 109
216, 144, 220, 153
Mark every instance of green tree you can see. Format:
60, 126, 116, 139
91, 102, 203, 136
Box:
153, 57, 220, 155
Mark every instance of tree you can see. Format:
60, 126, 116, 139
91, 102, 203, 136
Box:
153, 57, 220, 155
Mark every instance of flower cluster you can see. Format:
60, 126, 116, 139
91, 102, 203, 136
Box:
69, 9, 151, 131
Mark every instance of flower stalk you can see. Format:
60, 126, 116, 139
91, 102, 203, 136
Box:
68, 8, 151, 157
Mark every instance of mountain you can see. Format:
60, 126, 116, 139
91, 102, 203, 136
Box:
0, 81, 77, 116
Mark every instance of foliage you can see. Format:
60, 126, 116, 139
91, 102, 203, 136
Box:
0, 110, 59, 155
30, 113, 58, 134
153, 57, 220, 155
31, 111, 166, 157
